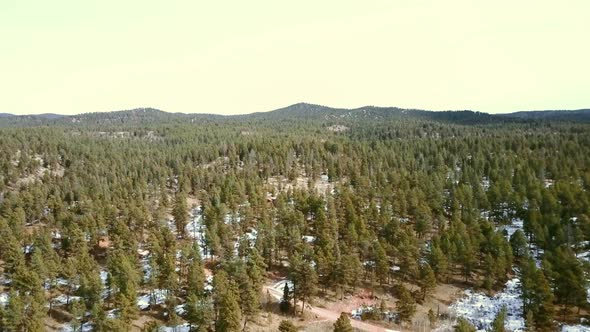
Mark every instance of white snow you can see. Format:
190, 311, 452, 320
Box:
351, 305, 397, 322
233, 228, 258, 256
272, 279, 294, 295
175, 304, 186, 315
100, 270, 108, 284
205, 275, 214, 293
577, 250, 590, 263
60, 322, 93, 332
106, 308, 119, 319
562, 325, 590, 332
0, 292, 8, 306
185, 207, 213, 258
302, 235, 316, 243
482, 177, 490, 191
499, 218, 524, 239
450, 278, 524, 332
137, 289, 168, 310
53, 294, 82, 306
0, 274, 11, 285
159, 323, 191, 332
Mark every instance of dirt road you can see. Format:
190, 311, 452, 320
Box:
265, 281, 400, 332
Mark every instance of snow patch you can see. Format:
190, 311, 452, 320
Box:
450, 278, 524, 332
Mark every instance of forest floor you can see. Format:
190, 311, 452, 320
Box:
263, 281, 398, 332
261, 276, 466, 332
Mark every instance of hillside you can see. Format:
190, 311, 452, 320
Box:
502, 109, 590, 121
1, 103, 589, 128
0, 102, 589, 332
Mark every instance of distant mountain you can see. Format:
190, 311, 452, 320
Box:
0, 108, 222, 127
254, 103, 506, 125
36, 113, 65, 119
68, 107, 181, 125
501, 109, 590, 121
1, 104, 589, 128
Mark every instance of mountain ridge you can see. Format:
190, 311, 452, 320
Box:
1, 103, 589, 127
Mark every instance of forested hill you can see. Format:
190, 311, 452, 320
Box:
1, 99, 590, 332
243, 103, 503, 125
1, 103, 589, 127
501, 109, 590, 121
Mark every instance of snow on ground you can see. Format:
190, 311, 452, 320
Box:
185, 207, 213, 259
175, 304, 186, 315
499, 217, 544, 267
350, 305, 397, 322
137, 289, 168, 310
233, 228, 258, 256
499, 218, 524, 238
205, 275, 214, 293
302, 235, 316, 243
562, 325, 590, 332
224, 213, 242, 225
99, 270, 108, 285
482, 177, 490, 191
577, 251, 590, 263
106, 308, 119, 319
159, 323, 190, 332
60, 322, 93, 332
272, 279, 294, 294
0, 292, 8, 306
0, 274, 10, 285
450, 278, 524, 332
53, 294, 82, 306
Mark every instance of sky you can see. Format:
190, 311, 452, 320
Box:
1, 1, 589, 115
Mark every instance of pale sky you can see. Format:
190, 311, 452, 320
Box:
1, 1, 589, 115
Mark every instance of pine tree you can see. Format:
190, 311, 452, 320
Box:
25, 292, 46, 332
396, 285, 416, 325
520, 257, 554, 331
490, 305, 507, 332
92, 303, 108, 332
333, 312, 353, 332
4, 290, 24, 331
70, 299, 86, 332
280, 282, 292, 313
510, 229, 529, 260
278, 319, 298, 332
187, 251, 206, 298
524, 309, 536, 332
165, 293, 180, 325
213, 271, 241, 332
428, 242, 449, 282
246, 246, 267, 290
289, 254, 318, 315
454, 318, 476, 332
235, 260, 260, 331
186, 294, 213, 332
419, 264, 436, 300
0, 304, 5, 332
374, 241, 389, 285
173, 191, 188, 238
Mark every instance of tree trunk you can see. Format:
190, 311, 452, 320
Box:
301, 297, 306, 316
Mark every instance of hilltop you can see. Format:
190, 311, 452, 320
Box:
1, 103, 589, 128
